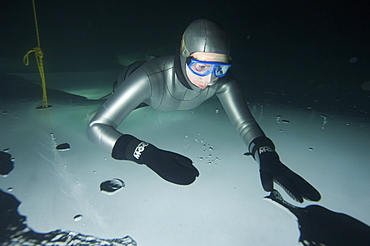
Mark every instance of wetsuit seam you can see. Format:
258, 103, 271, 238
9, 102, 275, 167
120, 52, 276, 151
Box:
135, 67, 153, 107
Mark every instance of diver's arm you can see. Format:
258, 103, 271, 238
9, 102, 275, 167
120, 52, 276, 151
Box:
87, 69, 151, 153
87, 67, 199, 185
216, 77, 320, 203
216, 77, 265, 150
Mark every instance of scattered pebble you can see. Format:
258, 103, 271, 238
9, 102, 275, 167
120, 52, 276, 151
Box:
56, 143, 70, 151
36, 105, 53, 110
73, 214, 83, 221
100, 178, 125, 194
276, 115, 290, 124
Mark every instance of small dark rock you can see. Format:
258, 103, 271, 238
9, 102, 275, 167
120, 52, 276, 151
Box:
56, 143, 70, 151
100, 178, 125, 194
0, 151, 14, 175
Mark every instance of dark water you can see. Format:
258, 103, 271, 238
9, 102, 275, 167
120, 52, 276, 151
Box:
1, 0, 368, 118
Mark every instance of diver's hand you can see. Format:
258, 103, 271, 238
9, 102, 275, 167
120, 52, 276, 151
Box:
247, 137, 321, 203
258, 149, 321, 203
112, 134, 199, 185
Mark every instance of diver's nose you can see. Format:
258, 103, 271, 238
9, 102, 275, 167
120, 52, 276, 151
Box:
205, 73, 214, 85
207, 73, 219, 86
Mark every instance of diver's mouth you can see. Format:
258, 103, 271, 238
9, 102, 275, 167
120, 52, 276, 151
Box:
198, 84, 208, 89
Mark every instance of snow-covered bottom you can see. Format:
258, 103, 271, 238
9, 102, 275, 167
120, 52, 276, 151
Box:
0, 73, 369, 246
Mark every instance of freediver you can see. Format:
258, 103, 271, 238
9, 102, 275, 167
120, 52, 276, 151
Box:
87, 19, 321, 203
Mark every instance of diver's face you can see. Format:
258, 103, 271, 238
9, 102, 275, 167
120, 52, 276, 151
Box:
185, 52, 229, 89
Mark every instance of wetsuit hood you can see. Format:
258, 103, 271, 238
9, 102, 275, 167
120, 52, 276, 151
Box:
175, 52, 196, 90
181, 19, 230, 58
176, 19, 230, 90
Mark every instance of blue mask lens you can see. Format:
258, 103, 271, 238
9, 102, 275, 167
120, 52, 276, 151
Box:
186, 58, 231, 78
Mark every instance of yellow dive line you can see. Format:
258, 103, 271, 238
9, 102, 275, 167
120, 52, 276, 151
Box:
23, 0, 50, 108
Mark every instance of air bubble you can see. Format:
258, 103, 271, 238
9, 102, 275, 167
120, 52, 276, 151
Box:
349, 57, 358, 63
320, 114, 328, 129
361, 81, 370, 91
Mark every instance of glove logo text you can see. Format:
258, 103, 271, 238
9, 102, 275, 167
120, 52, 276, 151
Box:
133, 142, 149, 159
259, 146, 273, 154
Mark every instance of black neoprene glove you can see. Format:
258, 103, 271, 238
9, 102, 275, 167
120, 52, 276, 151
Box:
246, 136, 321, 203
112, 134, 199, 185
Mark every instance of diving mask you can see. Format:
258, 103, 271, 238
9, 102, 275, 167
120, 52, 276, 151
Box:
186, 57, 231, 78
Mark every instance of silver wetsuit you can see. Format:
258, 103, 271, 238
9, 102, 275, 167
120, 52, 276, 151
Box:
89, 19, 321, 199
87, 53, 265, 155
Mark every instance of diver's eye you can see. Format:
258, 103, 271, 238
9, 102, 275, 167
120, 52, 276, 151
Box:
194, 63, 212, 72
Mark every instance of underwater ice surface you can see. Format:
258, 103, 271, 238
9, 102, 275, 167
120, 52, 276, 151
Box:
0, 73, 369, 246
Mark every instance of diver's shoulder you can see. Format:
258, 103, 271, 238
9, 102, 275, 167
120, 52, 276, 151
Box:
140, 55, 175, 73
150, 55, 175, 67
214, 72, 239, 91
